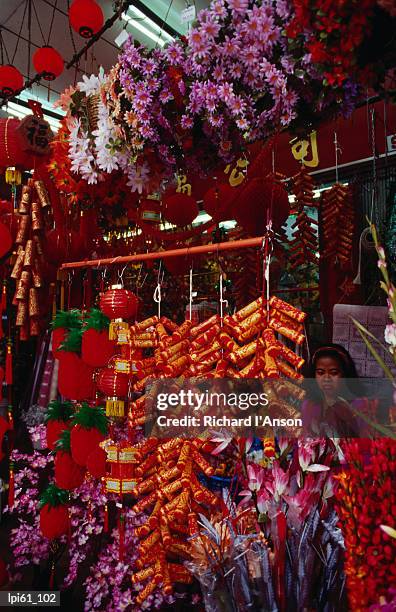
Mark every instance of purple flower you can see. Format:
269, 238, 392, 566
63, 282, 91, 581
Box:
227, 0, 249, 16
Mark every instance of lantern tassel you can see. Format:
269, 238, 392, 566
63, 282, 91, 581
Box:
5, 344, 12, 385
8, 463, 14, 508
103, 503, 109, 533
49, 561, 55, 590
118, 513, 125, 561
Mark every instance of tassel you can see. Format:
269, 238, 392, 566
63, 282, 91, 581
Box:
118, 512, 125, 561
49, 561, 55, 589
104, 503, 109, 533
5, 344, 12, 385
8, 462, 14, 508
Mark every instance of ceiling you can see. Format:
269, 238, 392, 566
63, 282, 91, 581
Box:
0, 0, 210, 117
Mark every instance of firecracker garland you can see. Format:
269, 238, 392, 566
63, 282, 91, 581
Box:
289, 167, 318, 269
321, 183, 355, 268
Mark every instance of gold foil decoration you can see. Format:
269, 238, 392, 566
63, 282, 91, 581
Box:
10, 248, 25, 279
106, 399, 125, 417
29, 287, 40, 317
30, 318, 40, 336
34, 180, 50, 208
16, 300, 28, 326
114, 359, 131, 374
16, 271, 31, 301
23, 240, 35, 269
32, 260, 43, 288
15, 215, 30, 245
31, 202, 43, 231
19, 184, 32, 214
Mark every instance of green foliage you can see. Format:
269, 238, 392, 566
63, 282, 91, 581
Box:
55, 429, 71, 453
84, 308, 110, 332
44, 400, 74, 423
72, 403, 108, 435
59, 328, 83, 353
39, 484, 69, 508
51, 309, 82, 330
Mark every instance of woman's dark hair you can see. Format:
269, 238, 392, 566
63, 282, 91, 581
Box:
304, 343, 361, 401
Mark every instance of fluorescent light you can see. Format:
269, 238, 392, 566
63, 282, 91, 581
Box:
122, 8, 174, 47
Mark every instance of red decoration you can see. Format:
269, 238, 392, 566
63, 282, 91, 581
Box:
46, 420, 70, 451
52, 327, 66, 357
162, 192, 199, 227
0, 118, 33, 170
0, 558, 8, 587
82, 328, 117, 368
33, 46, 64, 81
0, 65, 23, 97
40, 504, 69, 539
0, 223, 12, 259
99, 287, 138, 320
138, 198, 162, 226
203, 184, 237, 223
54, 451, 86, 490
69, 0, 104, 38
97, 367, 129, 397
0, 416, 9, 462
70, 425, 105, 466
86, 446, 107, 478
57, 353, 95, 400
232, 177, 289, 235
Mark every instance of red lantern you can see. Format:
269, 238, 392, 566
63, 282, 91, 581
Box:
70, 425, 105, 466
203, 184, 238, 223
99, 286, 138, 320
97, 367, 129, 397
33, 46, 64, 81
40, 504, 69, 539
162, 192, 199, 227
82, 329, 117, 368
138, 198, 162, 225
54, 451, 86, 490
86, 446, 107, 478
69, 0, 104, 38
46, 420, 70, 451
0, 65, 23, 97
232, 177, 289, 235
58, 352, 95, 400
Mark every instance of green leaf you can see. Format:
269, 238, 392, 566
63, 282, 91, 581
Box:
84, 308, 110, 332
51, 309, 82, 331
39, 484, 69, 508
59, 328, 83, 353
72, 403, 108, 435
350, 318, 395, 382
55, 429, 71, 453
45, 400, 74, 423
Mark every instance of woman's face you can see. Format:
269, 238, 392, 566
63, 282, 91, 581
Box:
314, 356, 344, 399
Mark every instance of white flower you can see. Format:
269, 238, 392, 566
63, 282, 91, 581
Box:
126, 162, 150, 194
384, 323, 396, 350
77, 66, 106, 95
93, 101, 119, 173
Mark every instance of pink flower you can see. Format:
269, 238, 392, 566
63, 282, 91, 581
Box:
227, 94, 246, 116
227, 0, 249, 16
247, 463, 264, 491
268, 463, 289, 498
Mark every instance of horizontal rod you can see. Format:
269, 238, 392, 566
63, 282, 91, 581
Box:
60, 236, 265, 270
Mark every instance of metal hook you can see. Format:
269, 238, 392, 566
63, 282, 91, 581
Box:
118, 264, 128, 285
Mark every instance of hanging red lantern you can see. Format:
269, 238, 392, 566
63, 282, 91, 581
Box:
162, 192, 199, 227
99, 286, 138, 320
55, 450, 86, 490
33, 46, 64, 81
0, 118, 33, 170
203, 183, 238, 223
97, 367, 129, 398
69, 0, 104, 38
0, 65, 23, 97
86, 445, 107, 478
40, 503, 69, 539
232, 177, 289, 235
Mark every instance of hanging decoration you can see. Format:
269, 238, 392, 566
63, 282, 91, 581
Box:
33, 46, 64, 81
69, 0, 104, 38
0, 65, 23, 96
81, 308, 118, 368
289, 168, 318, 268
321, 183, 355, 267
69, 403, 107, 467
44, 399, 73, 451
39, 484, 70, 540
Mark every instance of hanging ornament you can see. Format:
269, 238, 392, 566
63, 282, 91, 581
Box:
162, 192, 199, 227
0, 65, 23, 97
104, 441, 138, 495
99, 285, 138, 340
33, 46, 64, 81
54, 430, 86, 490
70, 403, 107, 467
39, 485, 70, 540
81, 308, 118, 367
69, 0, 104, 38
45, 400, 73, 451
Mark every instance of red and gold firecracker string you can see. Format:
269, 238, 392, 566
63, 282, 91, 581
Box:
321, 183, 354, 268
289, 168, 318, 269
